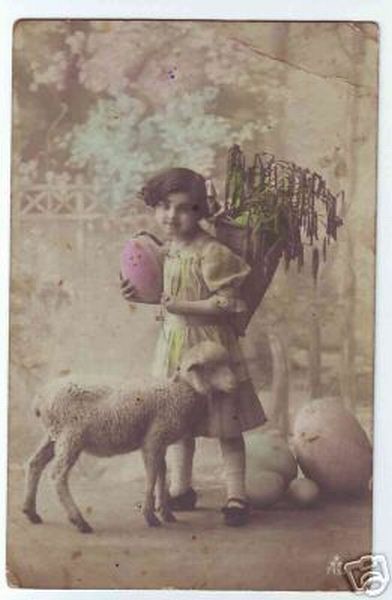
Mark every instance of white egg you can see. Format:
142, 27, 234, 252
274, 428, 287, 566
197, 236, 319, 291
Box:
287, 477, 320, 507
246, 469, 285, 509
245, 430, 298, 486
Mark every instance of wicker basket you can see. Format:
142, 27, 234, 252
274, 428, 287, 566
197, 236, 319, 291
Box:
214, 216, 284, 336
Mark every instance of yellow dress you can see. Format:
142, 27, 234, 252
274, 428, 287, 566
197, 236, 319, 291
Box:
152, 230, 267, 438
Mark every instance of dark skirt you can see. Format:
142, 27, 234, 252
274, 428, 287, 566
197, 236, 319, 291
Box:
192, 378, 267, 438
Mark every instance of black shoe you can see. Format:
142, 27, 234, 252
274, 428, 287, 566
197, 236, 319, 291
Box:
168, 487, 197, 511
221, 497, 250, 527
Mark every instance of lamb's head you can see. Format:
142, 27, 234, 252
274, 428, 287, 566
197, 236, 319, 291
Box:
179, 341, 238, 396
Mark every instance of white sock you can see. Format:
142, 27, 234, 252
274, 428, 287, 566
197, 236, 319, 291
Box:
220, 435, 247, 502
168, 436, 195, 496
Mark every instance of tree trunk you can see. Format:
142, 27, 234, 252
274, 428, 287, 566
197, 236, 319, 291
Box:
267, 329, 290, 438
339, 210, 358, 413
309, 295, 322, 399
337, 26, 367, 413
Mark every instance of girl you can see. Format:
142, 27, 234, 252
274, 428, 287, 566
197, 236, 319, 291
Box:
121, 168, 267, 526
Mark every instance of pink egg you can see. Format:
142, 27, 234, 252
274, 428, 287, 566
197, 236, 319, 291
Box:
293, 398, 372, 496
120, 235, 163, 303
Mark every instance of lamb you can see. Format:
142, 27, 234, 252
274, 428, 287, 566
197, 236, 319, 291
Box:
22, 341, 237, 532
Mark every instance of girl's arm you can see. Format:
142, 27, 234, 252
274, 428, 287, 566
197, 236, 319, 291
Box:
162, 294, 247, 316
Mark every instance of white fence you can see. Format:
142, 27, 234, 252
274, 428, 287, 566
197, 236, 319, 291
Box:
15, 181, 134, 221
17, 182, 106, 219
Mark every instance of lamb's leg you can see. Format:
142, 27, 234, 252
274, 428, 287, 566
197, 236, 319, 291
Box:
23, 436, 55, 524
141, 441, 164, 527
156, 456, 176, 523
51, 434, 93, 534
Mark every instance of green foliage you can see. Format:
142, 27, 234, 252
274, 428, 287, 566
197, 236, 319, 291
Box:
13, 21, 279, 208
67, 90, 264, 206
223, 145, 344, 274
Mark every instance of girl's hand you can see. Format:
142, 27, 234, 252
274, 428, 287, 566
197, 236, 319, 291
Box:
211, 294, 248, 314
119, 272, 138, 302
161, 293, 178, 313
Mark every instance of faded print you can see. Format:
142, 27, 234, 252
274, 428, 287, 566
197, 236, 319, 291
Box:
8, 21, 377, 590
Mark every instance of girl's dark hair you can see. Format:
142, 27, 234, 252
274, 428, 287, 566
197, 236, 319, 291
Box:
141, 168, 209, 218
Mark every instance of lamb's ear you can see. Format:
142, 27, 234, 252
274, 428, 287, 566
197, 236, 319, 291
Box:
185, 364, 212, 396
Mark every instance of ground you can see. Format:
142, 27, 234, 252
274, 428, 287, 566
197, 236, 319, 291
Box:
7, 435, 371, 591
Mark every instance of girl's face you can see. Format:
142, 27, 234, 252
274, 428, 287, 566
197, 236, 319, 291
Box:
154, 192, 201, 239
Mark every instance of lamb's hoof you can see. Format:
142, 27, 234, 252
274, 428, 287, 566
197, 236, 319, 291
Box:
71, 517, 94, 534
145, 512, 161, 527
23, 508, 42, 524
79, 522, 94, 534
159, 509, 177, 523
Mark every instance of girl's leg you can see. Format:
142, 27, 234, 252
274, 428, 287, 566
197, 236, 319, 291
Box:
220, 434, 247, 502
168, 435, 195, 497
220, 434, 249, 526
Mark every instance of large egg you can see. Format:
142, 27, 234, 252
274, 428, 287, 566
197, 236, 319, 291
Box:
245, 430, 298, 487
120, 235, 163, 304
247, 470, 285, 509
293, 398, 372, 496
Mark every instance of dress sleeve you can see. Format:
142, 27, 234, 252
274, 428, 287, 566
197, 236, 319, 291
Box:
201, 240, 251, 311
